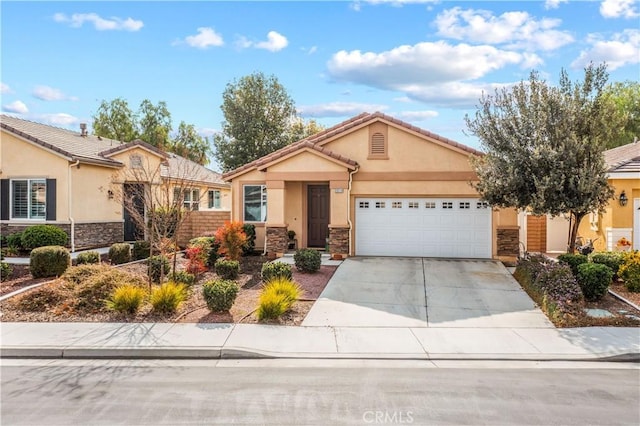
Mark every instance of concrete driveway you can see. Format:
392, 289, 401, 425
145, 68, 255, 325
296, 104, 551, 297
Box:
302, 258, 553, 328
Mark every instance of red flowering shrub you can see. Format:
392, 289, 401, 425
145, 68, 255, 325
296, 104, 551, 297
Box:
214, 221, 248, 261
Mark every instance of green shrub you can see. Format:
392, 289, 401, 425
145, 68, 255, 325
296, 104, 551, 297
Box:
171, 270, 196, 286
109, 243, 131, 265
71, 267, 145, 311
1, 262, 13, 280
76, 251, 100, 265
557, 253, 588, 277
576, 263, 613, 301
106, 284, 146, 314
215, 258, 240, 280
30, 246, 70, 278
619, 251, 640, 292
6, 232, 24, 250
148, 255, 171, 283
21, 225, 68, 250
261, 261, 293, 282
590, 252, 624, 280
150, 282, 188, 314
294, 248, 321, 273
257, 277, 302, 321
132, 240, 151, 261
242, 223, 256, 255
189, 236, 219, 266
202, 279, 239, 312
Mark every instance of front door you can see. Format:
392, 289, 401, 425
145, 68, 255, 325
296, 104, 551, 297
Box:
307, 185, 330, 248
123, 183, 145, 241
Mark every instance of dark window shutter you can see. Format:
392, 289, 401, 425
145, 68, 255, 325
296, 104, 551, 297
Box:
46, 179, 56, 221
1, 179, 9, 220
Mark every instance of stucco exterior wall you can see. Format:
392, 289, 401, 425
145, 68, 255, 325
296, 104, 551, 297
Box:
71, 163, 121, 222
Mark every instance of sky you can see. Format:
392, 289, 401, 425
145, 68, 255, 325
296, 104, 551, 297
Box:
1, 0, 639, 171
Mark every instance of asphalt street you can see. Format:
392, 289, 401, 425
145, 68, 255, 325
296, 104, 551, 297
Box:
1, 359, 639, 425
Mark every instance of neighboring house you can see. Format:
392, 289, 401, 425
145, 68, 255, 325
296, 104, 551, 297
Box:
223, 112, 519, 260
578, 140, 640, 252
0, 115, 230, 250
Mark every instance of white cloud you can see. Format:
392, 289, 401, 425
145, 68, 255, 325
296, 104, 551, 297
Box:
237, 31, 288, 52
395, 110, 439, 121
393, 96, 414, 103
328, 41, 526, 87
307, 46, 318, 55
178, 27, 224, 49
32, 85, 78, 101
38, 113, 80, 127
571, 29, 640, 70
2, 100, 28, 114
298, 102, 388, 118
1, 82, 11, 94
399, 81, 514, 108
53, 12, 143, 31
600, 0, 639, 18
434, 7, 574, 51
544, 0, 568, 10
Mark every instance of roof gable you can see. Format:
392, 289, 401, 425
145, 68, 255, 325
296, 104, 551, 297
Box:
604, 140, 640, 173
256, 144, 357, 172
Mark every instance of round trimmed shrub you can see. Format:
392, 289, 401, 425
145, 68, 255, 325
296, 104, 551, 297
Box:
132, 240, 151, 261
6, 232, 25, 250
202, 279, 239, 312
109, 243, 131, 265
261, 261, 293, 282
557, 253, 588, 277
576, 263, 613, 301
215, 258, 240, 280
590, 252, 624, 280
30, 245, 71, 278
21, 225, 68, 250
148, 255, 171, 283
294, 248, 321, 273
171, 270, 196, 286
76, 251, 100, 265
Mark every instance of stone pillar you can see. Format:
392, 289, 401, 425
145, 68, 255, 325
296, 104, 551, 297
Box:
266, 226, 288, 257
497, 227, 520, 257
329, 226, 349, 259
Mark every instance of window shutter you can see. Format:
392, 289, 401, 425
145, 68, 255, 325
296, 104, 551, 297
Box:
0, 179, 8, 220
46, 179, 56, 220
371, 133, 385, 155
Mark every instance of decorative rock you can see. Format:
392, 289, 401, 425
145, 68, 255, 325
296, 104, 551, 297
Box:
584, 308, 614, 318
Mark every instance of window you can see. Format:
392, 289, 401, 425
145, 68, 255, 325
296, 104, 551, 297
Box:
392, 201, 402, 209
174, 188, 200, 211
408, 202, 419, 209
459, 202, 470, 209
359, 201, 370, 209
375, 201, 386, 208
442, 202, 453, 209
208, 190, 221, 209
476, 201, 490, 209
11, 179, 46, 219
244, 185, 267, 222
130, 154, 143, 169
425, 202, 436, 209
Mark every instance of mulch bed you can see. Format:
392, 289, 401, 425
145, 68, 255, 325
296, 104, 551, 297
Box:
0, 254, 336, 326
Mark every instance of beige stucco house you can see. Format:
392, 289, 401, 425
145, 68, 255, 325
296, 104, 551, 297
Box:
1, 115, 230, 250
224, 112, 519, 260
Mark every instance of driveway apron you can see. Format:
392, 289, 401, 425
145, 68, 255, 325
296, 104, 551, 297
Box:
302, 257, 553, 328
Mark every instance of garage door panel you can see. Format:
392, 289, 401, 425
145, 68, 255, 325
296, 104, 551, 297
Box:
356, 198, 491, 258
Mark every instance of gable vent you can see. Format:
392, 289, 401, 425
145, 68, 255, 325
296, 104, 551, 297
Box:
371, 132, 385, 155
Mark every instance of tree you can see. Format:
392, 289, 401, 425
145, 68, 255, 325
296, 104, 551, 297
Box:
92, 97, 138, 142
170, 121, 212, 166
602, 81, 640, 148
287, 117, 325, 143
213, 72, 297, 172
138, 100, 172, 150
465, 64, 620, 253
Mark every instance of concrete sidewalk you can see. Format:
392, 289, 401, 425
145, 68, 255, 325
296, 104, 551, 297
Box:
1, 322, 638, 361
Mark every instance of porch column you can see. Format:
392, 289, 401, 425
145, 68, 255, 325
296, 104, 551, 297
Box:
329, 180, 350, 258
265, 181, 288, 257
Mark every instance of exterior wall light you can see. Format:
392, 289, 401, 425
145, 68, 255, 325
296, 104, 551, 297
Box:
619, 190, 628, 207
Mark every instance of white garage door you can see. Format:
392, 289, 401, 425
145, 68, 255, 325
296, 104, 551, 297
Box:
355, 198, 492, 258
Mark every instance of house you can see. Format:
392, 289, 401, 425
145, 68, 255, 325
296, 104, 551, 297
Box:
577, 140, 640, 252
223, 112, 519, 260
0, 115, 231, 250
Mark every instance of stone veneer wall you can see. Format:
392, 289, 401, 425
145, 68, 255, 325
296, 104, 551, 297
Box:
497, 227, 519, 257
1, 222, 122, 250
329, 227, 349, 255
176, 211, 230, 246
266, 226, 288, 255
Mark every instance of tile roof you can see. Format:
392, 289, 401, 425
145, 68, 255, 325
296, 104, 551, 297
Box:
222, 111, 482, 180
604, 140, 640, 173
1, 114, 227, 186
